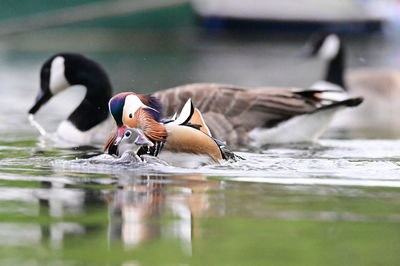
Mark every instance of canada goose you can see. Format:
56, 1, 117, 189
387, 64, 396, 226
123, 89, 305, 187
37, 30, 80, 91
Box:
30, 52, 363, 147
306, 33, 400, 132
28, 53, 113, 145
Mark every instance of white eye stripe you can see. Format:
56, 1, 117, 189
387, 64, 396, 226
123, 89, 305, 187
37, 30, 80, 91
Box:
123, 95, 160, 122
123, 95, 145, 119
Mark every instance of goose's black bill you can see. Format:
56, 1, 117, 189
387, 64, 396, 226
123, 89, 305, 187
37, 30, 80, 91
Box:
28, 90, 52, 114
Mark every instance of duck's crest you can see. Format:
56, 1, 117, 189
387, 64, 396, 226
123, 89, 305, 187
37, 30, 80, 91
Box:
141, 94, 163, 122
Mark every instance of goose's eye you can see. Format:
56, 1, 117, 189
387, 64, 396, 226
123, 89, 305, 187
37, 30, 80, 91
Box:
124, 131, 131, 138
128, 113, 133, 119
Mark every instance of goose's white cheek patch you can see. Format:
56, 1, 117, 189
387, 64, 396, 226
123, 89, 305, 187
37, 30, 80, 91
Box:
50, 56, 70, 94
318, 34, 340, 60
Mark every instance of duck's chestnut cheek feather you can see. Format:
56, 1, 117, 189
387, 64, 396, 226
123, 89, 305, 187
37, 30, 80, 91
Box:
122, 113, 136, 128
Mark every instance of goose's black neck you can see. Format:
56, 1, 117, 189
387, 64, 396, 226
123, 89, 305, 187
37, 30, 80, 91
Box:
62, 53, 112, 131
324, 44, 347, 90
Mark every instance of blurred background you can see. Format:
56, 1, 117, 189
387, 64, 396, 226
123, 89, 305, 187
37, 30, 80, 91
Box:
0, 0, 399, 137
1, 2, 400, 265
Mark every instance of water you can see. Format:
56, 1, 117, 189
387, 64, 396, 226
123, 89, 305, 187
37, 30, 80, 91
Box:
1, 138, 400, 265
0, 27, 400, 265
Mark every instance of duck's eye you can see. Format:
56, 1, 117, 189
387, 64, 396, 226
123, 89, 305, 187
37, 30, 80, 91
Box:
129, 113, 133, 119
124, 131, 131, 138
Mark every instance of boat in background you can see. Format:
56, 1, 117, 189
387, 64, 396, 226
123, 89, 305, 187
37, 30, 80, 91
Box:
191, 0, 386, 32
0, 0, 393, 35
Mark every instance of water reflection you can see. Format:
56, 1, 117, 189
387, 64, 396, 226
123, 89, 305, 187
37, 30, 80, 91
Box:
1, 155, 400, 265
0, 179, 105, 248
0, 171, 219, 253
108, 173, 218, 253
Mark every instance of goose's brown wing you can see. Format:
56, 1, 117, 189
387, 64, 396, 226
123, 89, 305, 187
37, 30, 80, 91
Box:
154, 83, 322, 146
201, 112, 245, 146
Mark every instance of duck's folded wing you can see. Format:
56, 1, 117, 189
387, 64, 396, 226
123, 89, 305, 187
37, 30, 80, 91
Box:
163, 123, 223, 162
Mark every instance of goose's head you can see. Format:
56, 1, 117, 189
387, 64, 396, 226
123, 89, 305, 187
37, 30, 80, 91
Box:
304, 33, 341, 61
29, 54, 69, 115
29, 53, 112, 115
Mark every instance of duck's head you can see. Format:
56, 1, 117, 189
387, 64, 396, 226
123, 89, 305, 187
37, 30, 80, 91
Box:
29, 53, 112, 115
114, 127, 154, 157
109, 92, 162, 125
109, 92, 166, 143
304, 33, 341, 61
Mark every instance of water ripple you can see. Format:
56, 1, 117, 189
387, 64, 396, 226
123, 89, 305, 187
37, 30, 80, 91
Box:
1, 139, 400, 188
